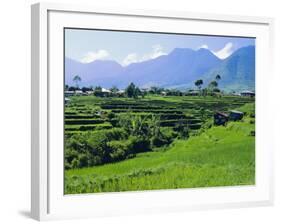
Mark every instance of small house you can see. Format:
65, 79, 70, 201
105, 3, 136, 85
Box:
161, 91, 167, 96
187, 90, 200, 96
101, 88, 111, 97
117, 90, 125, 97
214, 112, 228, 126
240, 90, 255, 97
64, 90, 75, 97
86, 91, 94, 95
75, 90, 83, 95
229, 110, 244, 121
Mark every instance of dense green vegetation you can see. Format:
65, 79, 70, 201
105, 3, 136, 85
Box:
64, 94, 255, 194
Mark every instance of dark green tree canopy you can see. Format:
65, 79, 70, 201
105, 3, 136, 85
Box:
125, 82, 139, 98
195, 79, 204, 89
208, 80, 218, 89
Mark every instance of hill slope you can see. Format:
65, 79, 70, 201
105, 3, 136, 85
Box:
65, 58, 124, 87
202, 46, 255, 91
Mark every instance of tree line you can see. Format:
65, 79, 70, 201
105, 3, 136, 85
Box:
194, 74, 222, 96
66, 74, 223, 98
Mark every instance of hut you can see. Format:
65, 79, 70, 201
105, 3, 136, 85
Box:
117, 90, 125, 97
240, 90, 255, 97
187, 90, 200, 96
75, 90, 83, 95
229, 110, 244, 121
214, 112, 228, 126
64, 90, 75, 97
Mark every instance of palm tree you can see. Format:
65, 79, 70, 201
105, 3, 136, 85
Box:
195, 79, 203, 90
215, 74, 221, 81
215, 74, 221, 92
195, 79, 203, 96
73, 75, 81, 89
208, 80, 218, 91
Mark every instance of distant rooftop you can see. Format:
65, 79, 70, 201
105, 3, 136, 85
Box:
230, 110, 244, 114
241, 90, 255, 94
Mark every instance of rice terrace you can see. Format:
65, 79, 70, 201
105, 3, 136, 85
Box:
64, 29, 255, 194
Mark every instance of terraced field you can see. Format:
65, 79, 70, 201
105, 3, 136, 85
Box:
64, 95, 255, 194
65, 95, 253, 135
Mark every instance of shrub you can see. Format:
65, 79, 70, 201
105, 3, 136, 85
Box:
128, 136, 151, 154
109, 118, 119, 127
249, 119, 255, 124
71, 158, 80, 169
174, 121, 190, 139
78, 153, 89, 168
161, 127, 178, 140
107, 140, 130, 161
151, 136, 169, 147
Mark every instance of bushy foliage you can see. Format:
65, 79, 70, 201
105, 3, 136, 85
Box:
65, 113, 178, 169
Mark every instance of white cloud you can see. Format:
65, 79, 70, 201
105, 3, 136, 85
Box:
198, 44, 209, 49
80, 50, 109, 63
212, 42, 234, 59
122, 45, 167, 66
198, 42, 234, 59
149, 45, 167, 59
122, 53, 139, 66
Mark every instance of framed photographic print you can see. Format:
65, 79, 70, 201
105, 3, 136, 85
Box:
31, 2, 274, 221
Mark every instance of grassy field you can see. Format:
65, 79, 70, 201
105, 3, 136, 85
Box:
64, 95, 255, 194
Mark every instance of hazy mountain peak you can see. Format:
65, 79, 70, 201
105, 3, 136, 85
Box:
170, 47, 195, 55
65, 46, 255, 91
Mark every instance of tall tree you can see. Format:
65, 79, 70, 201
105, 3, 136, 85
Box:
215, 74, 221, 81
73, 75, 81, 89
94, 86, 102, 97
208, 80, 218, 91
125, 82, 136, 98
194, 79, 203, 91
134, 87, 141, 98
214, 74, 221, 92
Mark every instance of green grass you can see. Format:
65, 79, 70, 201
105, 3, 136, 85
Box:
65, 111, 255, 194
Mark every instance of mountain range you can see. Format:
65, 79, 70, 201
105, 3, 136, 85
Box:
65, 45, 255, 92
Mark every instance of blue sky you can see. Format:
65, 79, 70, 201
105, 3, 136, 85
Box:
65, 28, 255, 66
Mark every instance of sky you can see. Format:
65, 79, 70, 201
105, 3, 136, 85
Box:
65, 28, 255, 66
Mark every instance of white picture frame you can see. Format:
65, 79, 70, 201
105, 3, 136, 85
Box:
31, 2, 274, 221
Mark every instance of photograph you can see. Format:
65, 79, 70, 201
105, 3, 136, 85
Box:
63, 28, 255, 194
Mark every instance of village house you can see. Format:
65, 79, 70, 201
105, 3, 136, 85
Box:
229, 110, 244, 121
186, 90, 200, 96
99, 88, 111, 97
117, 90, 125, 97
64, 90, 75, 97
240, 90, 255, 97
214, 112, 229, 126
102, 88, 111, 93
161, 91, 167, 96
86, 90, 94, 95
75, 90, 83, 95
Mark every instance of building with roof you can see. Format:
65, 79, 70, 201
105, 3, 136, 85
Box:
229, 110, 244, 121
240, 90, 255, 97
214, 112, 229, 126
